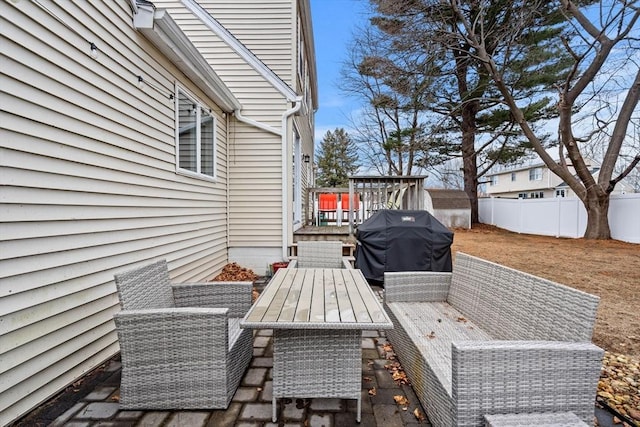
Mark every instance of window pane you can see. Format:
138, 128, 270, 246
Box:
200, 108, 214, 177
178, 91, 196, 172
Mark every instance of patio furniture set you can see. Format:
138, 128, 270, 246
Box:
384, 253, 602, 426
111, 243, 603, 426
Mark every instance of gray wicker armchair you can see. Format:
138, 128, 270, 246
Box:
289, 240, 352, 269
113, 259, 253, 409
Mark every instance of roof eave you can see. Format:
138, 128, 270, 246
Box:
134, 5, 241, 112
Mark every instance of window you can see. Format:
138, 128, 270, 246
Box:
555, 189, 566, 198
489, 175, 498, 186
176, 88, 216, 179
518, 193, 528, 199
529, 191, 544, 199
529, 167, 542, 181
511, 172, 516, 182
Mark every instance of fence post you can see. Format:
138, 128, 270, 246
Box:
491, 196, 496, 225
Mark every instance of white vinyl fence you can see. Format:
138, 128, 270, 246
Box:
478, 193, 640, 244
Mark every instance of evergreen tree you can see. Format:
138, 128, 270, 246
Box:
364, 0, 572, 222
315, 129, 360, 187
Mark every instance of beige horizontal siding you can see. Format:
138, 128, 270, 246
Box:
190, 0, 293, 84
154, 0, 291, 127
0, 1, 232, 424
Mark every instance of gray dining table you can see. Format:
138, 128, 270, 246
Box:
240, 267, 392, 422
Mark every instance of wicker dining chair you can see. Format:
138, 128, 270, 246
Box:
113, 259, 253, 409
293, 240, 349, 268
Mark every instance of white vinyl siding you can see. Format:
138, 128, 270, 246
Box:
0, 2, 229, 424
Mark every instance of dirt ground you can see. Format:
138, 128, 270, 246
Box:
450, 224, 640, 358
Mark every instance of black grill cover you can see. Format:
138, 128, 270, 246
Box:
355, 210, 453, 283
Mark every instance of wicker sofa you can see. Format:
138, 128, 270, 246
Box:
383, 252, 604, 427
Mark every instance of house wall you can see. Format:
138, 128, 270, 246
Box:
486, 166, 562, 197
0, 2, 231, 424
155, 0, 317, 270
486, 162, 631, 199
293, 0, 316, 229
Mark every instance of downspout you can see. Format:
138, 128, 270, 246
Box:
280, 97, 304, 260
235, 109, 281, 136
225, 112, 230, 261
233, 97, 302, 261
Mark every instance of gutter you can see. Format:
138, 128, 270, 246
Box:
134, 4, 240, 112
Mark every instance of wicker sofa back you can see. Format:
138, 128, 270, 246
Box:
447, 253, 599, 342
384, 252, 604, 427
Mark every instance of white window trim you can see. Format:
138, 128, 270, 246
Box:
175, 84, 217, 181
529, 167, 543, 181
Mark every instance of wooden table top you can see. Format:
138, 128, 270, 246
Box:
241, 268, 392, 330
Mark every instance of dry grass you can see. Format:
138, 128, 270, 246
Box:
451, 224, 640, 357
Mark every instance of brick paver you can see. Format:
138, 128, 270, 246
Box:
18, 288, 432, 427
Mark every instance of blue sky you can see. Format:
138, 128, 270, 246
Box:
309, 0, 369, 144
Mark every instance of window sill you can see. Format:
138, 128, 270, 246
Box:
176, 168, 218, 183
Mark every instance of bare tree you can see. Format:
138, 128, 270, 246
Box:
339, 25, 448, 176
447, 0, 640, 238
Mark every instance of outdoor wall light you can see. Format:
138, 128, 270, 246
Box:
303, 154, 310, 163
137, 76, 144, 89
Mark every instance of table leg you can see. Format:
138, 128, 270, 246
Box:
272, 329, 362, 421
272, 396, 277, 422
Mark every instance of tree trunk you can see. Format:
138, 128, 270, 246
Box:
583, 194, 611, 239
460, 100, 479, 224
461, 121, 478, 224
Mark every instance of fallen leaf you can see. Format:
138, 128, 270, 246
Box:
426, 331, 436, 339
457, 316, 467, 323
368, 388, 377, 396
363, 376, 372, 382
211, 262, 258, 282
394, 395, 409, 407
414, 408, 426, 422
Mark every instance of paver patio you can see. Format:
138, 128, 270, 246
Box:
18, 287, 431, 427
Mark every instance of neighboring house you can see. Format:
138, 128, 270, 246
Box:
485, 158, 631, 199
0, 0, 316, 424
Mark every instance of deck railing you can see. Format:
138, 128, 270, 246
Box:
306, 176, 426, 234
